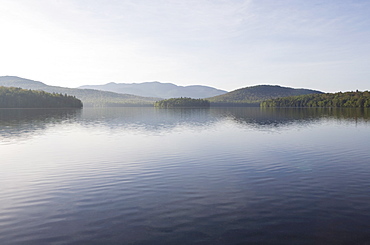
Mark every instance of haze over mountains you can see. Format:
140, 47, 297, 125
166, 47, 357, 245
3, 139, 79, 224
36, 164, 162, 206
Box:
79, 82, 227, 99
0, 76, 324, 107
0, 76, 158, 107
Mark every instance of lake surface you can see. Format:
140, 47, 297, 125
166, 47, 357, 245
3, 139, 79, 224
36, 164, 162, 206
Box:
1, 107, 370, 244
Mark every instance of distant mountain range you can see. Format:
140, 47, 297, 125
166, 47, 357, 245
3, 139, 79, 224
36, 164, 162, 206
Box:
0, 76, 158, 107
79, 82, 227, 99
207, 85, 323, 106
0, 76, 323, 107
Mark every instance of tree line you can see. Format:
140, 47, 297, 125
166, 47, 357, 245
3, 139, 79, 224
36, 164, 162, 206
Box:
0, 86, 83, 108
208, 85, 322, 104
261, 91, 370, 108
154, 97, 210, 108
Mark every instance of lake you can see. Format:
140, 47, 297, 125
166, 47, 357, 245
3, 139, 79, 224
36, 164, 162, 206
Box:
1, 107, 370, 244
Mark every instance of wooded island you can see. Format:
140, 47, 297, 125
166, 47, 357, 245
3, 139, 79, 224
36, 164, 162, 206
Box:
154, 97, 210, 108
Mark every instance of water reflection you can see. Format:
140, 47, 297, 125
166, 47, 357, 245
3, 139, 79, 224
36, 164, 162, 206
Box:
81, 107, 370, 129
1, 107, 369, 141
0, 109, 81, 142
80, 107, 218, 131
212, 107, 370, 127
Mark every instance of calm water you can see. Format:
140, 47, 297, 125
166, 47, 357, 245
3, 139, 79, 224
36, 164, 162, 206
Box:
1, 107, 370, 244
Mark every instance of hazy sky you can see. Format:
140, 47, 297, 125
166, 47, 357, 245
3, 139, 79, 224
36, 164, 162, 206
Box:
1, 0, 369, 92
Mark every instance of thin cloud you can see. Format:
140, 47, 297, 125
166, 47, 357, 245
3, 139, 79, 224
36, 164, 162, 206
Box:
0, 0, 369, 92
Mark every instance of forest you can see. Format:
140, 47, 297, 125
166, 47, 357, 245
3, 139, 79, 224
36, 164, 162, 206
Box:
154, 97, 210, 108
0, 86, 83, 108
261, 91, 370, 108
207, 85, 322, 104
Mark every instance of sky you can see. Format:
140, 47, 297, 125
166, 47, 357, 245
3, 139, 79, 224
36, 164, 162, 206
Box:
0, 0, 369, 92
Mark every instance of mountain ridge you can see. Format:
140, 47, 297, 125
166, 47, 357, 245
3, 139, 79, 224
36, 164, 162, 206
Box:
0, 76, 159, 107
78, 81, 227, 99
0, 76, 324, 107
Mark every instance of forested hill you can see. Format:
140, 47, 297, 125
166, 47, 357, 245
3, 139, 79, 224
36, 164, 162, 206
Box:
261, 91, 370, 108
207, 85, 323, 106
0, 76, 159, 107
0, 86, 82, 108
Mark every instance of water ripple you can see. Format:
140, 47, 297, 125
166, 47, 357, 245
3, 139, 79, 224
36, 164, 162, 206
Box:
1, 108, 370, 244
